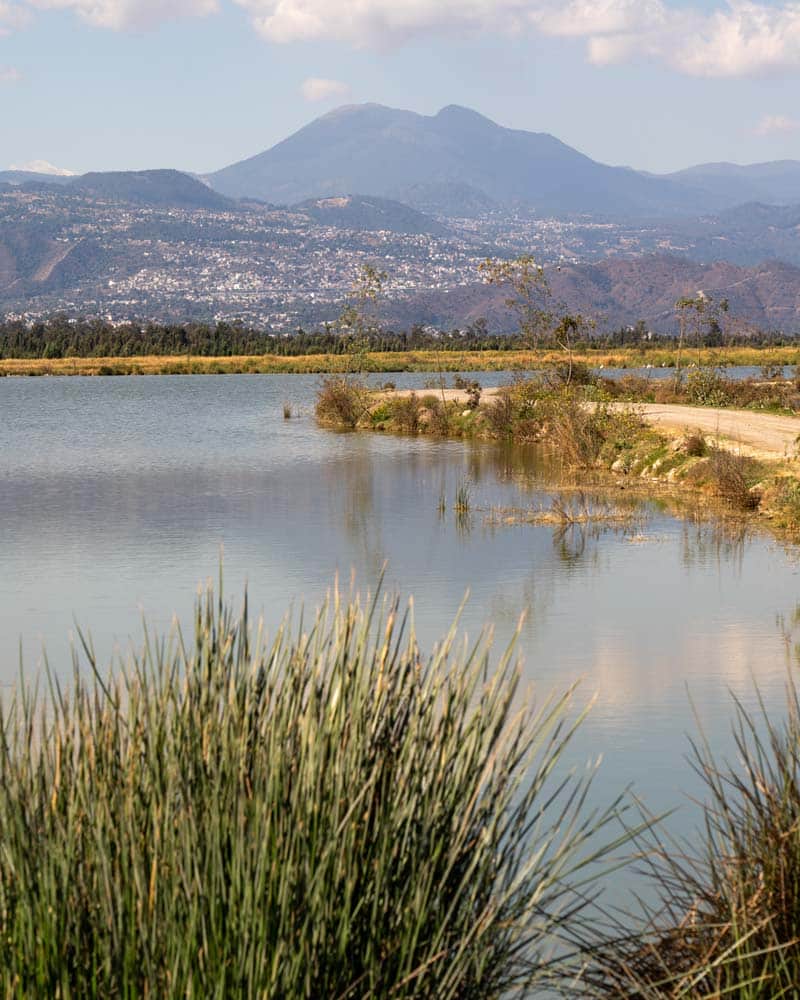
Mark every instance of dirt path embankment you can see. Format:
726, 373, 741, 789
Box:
391, 388, 800, 460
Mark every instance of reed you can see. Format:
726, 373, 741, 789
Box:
0, 582, 623, 998
579, 677, 800, 998
454, 479, 472, 513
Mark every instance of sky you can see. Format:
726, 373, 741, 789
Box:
3, 0, 800, 176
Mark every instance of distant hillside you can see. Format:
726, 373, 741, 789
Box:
652, 202, 800, 269
395, 181, 498, 217
207, 103, 708, 218
667, 161, 800, 207
0, 170, 74, 187
391, 256, 800, 334
293, 194, 447, 235
69, 170, 235, 211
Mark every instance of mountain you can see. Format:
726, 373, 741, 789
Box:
207, 103, 708, 218
292, 194, 447, 235
397, 181, 498, 217
69, 170, 235, 211
667, 161, 800, 208
0, 170, 74, 187
7, 160, 75, 177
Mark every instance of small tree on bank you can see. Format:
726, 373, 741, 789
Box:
675, 291, 729, 384
338, 263, 388, 374
479, 255, 552, 353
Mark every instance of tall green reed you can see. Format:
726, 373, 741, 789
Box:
577, 678, 800, 998
0, 582, 625, 998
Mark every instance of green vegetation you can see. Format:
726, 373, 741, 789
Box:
4, 314, 800, 365
7, 579, 800, 995
606, 366, 800, 414
313, 373, 800, 538
0, 582, 624, 998
581, 674, 800, 998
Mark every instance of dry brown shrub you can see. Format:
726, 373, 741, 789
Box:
484, 391, 516, 438
707, 447, 761, 509
420, 395, 452, 436
391, 393, 423, 434
683, 431, 707, 457
543, 394, 606, 468
316, 377, 370, 429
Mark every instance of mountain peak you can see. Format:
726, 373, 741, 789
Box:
435, 104, 494, 124
7, 159, 75, 177
207, 100, 712, 217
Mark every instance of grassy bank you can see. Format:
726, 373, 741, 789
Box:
316, 374, 800, 535
5, 582, 800, 995
4, 345, 800, 377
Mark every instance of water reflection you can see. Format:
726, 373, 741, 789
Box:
680, 516, 749, 573
2, 373, 800, 841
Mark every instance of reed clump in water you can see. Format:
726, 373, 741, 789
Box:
0, 583, 622, 998
578, 677, 800, 998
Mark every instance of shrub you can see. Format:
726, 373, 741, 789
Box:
707, 447, 762, 510
0, 584, 623, 998
421, 395, 452, 436
685, 368, 729, 407
542, 393, 608, 468
453, 374, 482, 408
316, 376, 370, 429
390, 392, 423, 433
683, 431, 707, 457
485, 390, 517, 438
771, 477, 800, 534
545, 360, 594, 387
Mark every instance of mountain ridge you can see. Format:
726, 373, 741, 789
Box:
206, 102, 712, 218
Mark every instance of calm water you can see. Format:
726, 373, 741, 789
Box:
3, 372, 800, 835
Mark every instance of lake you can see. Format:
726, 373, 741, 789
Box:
3, 372, 799, 837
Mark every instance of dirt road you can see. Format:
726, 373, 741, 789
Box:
618, 403, 800, 460
391, 388, 800, 460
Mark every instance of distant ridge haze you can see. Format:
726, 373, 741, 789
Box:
8, 103, 800, 220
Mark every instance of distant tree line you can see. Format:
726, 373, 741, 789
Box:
0, 314, 798, 360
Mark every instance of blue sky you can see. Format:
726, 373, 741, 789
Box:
3, 0, 800, 175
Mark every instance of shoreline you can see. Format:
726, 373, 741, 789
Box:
318, 379, 800, 539
3, 345, 800, 377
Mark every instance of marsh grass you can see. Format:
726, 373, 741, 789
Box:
0, 582, 627, 998
454, 479, 472, 514
579, 678, 800, 998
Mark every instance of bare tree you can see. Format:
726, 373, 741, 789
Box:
338, 263, 388, 374
479, 255, 552, 352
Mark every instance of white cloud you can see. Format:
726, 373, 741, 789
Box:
233, 0, 800, 78
671, 2, 800, 77
755, 113, 800, 136
300, 76, 350, 102
0, 65, 21, 82
12, 0, 800, 79
0, 2, 29, 35
28, 0, 218, 31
